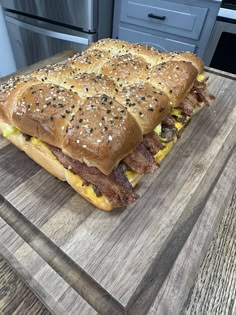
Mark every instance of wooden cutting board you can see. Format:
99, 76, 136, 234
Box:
0, 51, 236, 315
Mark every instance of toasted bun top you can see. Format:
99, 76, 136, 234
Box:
66, 49, 112, 73
88, 38, 160, 65
0, 75, 39, 125
115, 83, 171, 134
148, 61, 198, 106
12, 83, 83, 147
32, 63, 77, 84
1, 38, 205, 177
100, 54, 150, 86
155, 51, 204, 74
63, 95, 143, 175
61, 73, 119, 99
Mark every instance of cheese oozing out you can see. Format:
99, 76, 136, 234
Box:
0, 115, 183, 206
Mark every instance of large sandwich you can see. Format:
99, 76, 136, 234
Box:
0, 39, 215, 211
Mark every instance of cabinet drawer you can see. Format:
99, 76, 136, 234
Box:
120, 0, 208, 40
119, 27, 196, 52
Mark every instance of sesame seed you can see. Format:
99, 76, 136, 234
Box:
76, 139, 80, 143
108, 135, 112, 141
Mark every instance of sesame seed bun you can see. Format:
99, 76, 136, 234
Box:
154, 51, 204, 74
66, 49, 112, 74
115, 83, 171, 134
59, 73, 119, 99
148, 61, 198, 106
100, 53, 151, 86
62, 94, 143, 175
88, 38, 160, 65
11, 83, 83, 148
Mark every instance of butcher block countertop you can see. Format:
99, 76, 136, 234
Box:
0, 51, 236, 315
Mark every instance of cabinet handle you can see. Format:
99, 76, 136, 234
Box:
148, 13, 166, 20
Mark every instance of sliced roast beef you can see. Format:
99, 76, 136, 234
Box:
143, 132, 163, 155
162, 115, 176, 128
177, 93, 196, 116
50, 146, 139, 208
177, 78, 215, 116
124, 143, 158, 174
193, 86, 215, 106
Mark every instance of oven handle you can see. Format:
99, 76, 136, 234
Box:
5, 15, 90, 45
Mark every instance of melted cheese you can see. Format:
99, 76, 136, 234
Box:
125, 171, 143, 187
155, 141, 174, 162
171, 108, 182, 117
2, 125, 19, 137
65, 169, 109, 205
197, 74, 205, 82
175, 121, 184, 131
0, 121, 176, 207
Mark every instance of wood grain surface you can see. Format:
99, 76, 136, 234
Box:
182, 188, 236, 315
1, 188, 236, 315
0, 52, 236, 315
0, 254, 51, 315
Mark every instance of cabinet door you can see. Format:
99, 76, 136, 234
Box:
120, 0, 208, 40
119, 27, 196, 52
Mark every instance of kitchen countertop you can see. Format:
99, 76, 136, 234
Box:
0, 51, 235, 315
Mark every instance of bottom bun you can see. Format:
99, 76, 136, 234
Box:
0, 120, 114, 211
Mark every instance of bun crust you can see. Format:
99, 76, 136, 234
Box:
88, 38, 160, 64
67, 49, 112, 73
0, 76, 39, 124
100, 54, 151, 86
115, 83, 170, 134
12, 83, 83, 148
149, 61, 198, 106
63, 95, 143, 175
60, 73, 118, 99
32, 63, 76, 84
155, 51, 204, 73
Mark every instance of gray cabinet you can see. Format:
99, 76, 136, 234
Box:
113, 0, 221, 58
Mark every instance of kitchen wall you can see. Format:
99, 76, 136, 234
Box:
0, 4, 16, 77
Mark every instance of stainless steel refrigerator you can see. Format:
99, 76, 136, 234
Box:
1, 0, 114, 69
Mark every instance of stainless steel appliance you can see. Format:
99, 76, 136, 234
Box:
204, 0, 236, 74
0, 0, 114, 69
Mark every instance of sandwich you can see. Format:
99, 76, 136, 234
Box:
0, 39, 215, 211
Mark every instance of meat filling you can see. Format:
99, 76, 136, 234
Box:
50, 145, 139, 208
124, 143, 158, 174
177, 78, 215, 116
142, 132, 164, 156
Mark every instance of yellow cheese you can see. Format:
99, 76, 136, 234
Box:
31, 137, 54, 156
125, 171, 143, 187
31, 137, 42, 145
66, 169, 108, 203
197, 74, 205, 82
154, 124, 162, 136
175, 121, 184, 131
2, 125, 19, 137
0, 121, 177, 207
155, 141, 174, 162
170, 108, 182, 117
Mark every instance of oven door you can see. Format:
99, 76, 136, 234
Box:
5, 13, 96, 69
204, 10, 236, 74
